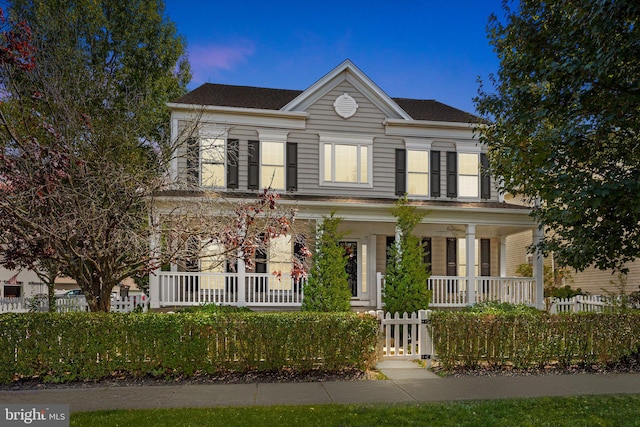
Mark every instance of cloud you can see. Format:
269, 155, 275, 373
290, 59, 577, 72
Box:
187, 41, 255, 85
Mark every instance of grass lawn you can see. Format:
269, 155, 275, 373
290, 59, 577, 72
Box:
71, 394, 640, 426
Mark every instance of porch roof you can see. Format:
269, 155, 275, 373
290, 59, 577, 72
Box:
155, 190, 531, 212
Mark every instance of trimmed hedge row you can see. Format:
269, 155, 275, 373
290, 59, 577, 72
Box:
0, 312, 379, 384
431, 311, 640, 370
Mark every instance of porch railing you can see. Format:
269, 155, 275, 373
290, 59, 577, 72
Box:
157, 272, 305, 307
377, 275, 537, 308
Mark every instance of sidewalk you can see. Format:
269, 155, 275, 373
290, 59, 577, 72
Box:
1, 361, 639, 413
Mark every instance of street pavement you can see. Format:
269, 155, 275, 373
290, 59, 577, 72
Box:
1, 360, 639, 413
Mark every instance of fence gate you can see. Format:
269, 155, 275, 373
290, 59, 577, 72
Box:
369, 310, 434, 362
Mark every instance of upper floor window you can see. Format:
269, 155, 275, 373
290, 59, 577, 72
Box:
261, 141, 285, 190
320, 133, 372, 187
201, 138, 225, 188
407, 149, 429, 196
445, 150, 490, 199
458, 153, 480, 198
395, 142, 437, 198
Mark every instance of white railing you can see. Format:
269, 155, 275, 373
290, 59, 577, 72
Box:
475, 277, 536, 305
0, 295, 148, 313
549, 295, 609, 313
377, 275, 537, 308
157, 271, 304, 307
368, 309, 434, 361
429, 276, 468, 307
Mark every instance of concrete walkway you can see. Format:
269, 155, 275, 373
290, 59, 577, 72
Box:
1, 361, 639, 413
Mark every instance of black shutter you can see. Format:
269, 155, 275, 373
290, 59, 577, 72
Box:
481, 238, 491, 276
431, 151, 440, 197
286, 142, 298, 191
422, 237, 432, 274
480, 153, 491, 199
227, 139, 239, 189
186, 137, 199, 186
395, 149, 406, 196
446, 238, 457, 276
248, 140, 259, 190
446, 152, 457, 198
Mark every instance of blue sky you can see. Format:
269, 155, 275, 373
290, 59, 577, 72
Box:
164, 1, 506, 114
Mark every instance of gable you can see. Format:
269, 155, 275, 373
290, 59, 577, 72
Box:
281, 59, 411, 120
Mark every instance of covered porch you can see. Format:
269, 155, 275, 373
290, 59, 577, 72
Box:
148, 197, 543, 310
151, 271, 538, 309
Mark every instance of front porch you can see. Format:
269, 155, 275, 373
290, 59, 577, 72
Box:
150, 271, 537, 309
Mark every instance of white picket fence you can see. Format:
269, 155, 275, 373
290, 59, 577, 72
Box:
548, 295, 609, 313
0, 295, 149, 313
367, 310, 434, 362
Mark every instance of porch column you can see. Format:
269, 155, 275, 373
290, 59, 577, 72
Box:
466, 224, 476, 305
237, 258, 246, 307
149, 215, 160, 309
500, 236, 507, 277
532, 227, 545, 309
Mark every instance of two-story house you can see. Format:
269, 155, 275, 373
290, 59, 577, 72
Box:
149, 60, 543, 310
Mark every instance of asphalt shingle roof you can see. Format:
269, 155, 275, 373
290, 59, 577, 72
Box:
173, 83, 482, 124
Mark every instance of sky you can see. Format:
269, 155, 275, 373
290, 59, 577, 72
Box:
164, 1, 507, 115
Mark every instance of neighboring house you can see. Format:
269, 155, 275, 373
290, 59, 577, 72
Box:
148, 59, 544, 310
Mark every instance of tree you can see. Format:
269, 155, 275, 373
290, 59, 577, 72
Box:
0, 1, 190, 311
475, 1, 640, 272
302, 213, 352, 312
383, 197, 431, 314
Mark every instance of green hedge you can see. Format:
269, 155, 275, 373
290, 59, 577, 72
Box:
0, 312, 379, 384
431, 311, 640, 370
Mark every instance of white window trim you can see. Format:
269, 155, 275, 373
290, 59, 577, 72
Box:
319, 133, 373, 188
258, 129, 289, 191
405, 139, 433, 199
198, 126, 229, 189
455, 144, 482, 200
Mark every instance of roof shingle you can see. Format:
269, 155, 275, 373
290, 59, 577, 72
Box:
173, 83, 482, 123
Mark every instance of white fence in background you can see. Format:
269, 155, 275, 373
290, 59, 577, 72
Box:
368, 309, 434, 362
549, 295, 609, 313
0, 295, 148, 313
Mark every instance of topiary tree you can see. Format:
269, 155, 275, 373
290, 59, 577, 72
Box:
383, 196, 431, 314
302, 213, 352, 312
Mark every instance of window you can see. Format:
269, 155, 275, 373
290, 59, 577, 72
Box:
458, 238, 479, 277
201, 138, 225, 187
320, 134, 372, 186
269, 235, 293, 290
458, 153, 480, 198
407, 150, 429, 196
261, 141, 285, 190
249, 131, 289, 191
3, 283, 22, 298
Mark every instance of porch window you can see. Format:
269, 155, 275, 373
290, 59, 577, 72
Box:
320, 134, 372, 187
269, 235, 293, 290
458, 238, 479, 277
458, 153, 480, 198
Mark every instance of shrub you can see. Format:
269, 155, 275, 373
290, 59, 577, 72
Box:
0, 311, 379, 384
462, 301, 541, 315
430, 311, 640, 371
302, 213, 352, 312
383, 196, 431, 314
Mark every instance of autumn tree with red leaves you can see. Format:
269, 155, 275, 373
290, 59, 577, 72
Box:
0, 2, 307, 311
